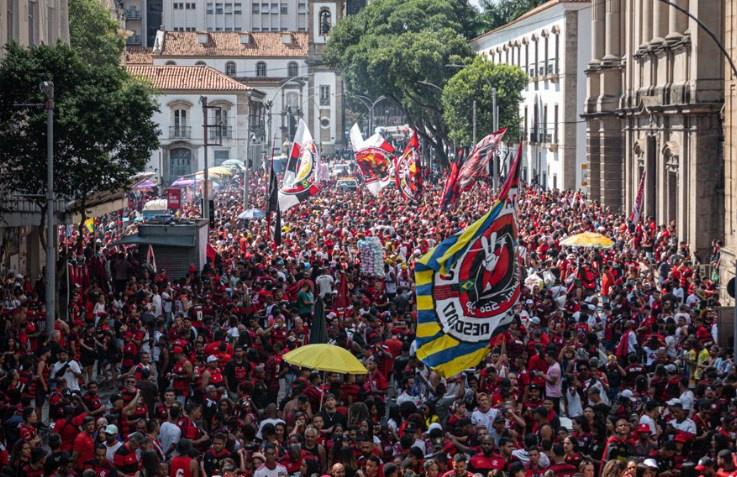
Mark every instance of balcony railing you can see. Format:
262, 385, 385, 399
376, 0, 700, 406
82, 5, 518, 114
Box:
125, 9, 142, 20
209, 126, 233, 140
126, 34, 142, 45
169, 126, 192, 139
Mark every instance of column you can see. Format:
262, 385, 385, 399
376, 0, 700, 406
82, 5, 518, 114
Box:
591, 0, 605, 64
603, 0, 621, 62
599, 116, 624, 212
587, 119, 601, 201
652, 0, 669, 44
641, 0, 652, 47
666, 0, 688, 41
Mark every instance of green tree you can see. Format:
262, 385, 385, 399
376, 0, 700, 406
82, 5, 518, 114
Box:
0, 44, 159, 241
480, 0, 547, 31
69, 0, 126, 67
325, 0, 480, 165
442, 56, 527, 145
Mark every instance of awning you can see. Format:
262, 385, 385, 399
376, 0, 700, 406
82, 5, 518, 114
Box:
114, 235, 195, 247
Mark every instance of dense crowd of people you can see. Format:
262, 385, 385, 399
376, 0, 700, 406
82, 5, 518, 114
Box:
0, 165, 734, 477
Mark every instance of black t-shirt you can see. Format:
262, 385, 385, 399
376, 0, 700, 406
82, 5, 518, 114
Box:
319, 409, 347, 432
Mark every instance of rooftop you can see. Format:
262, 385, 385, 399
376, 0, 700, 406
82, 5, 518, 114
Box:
157, 31, 309, 58
126, 65, 251, 92
125, 47, 154, 64
473, 0, 590, 41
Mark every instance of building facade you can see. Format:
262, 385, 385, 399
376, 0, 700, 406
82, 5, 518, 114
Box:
473, 0, 591, 192
722, 0, 737, 302
0, 0, 70, 51
583, 0, 724, 258
149, 11, 344, 158
126, 63, 266, 184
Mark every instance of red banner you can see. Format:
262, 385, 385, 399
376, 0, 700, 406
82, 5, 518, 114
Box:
166, 188, 182, 210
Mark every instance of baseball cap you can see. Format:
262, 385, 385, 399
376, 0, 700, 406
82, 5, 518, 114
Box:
666, 398, 683, 407
172, 346, 184, 354
453, 453, 468, 463
104, 424, 118, 435
207, 355, 219, 363
696, 457, 715, 472
637, 424, 650, 434
642, 459, 658, 469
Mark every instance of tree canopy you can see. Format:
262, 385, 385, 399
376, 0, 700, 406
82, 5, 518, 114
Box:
69, 0, 126, 67
479, 0, 547, 31
0, 44, 159, 227
442, 56, 527, 145
325, 0, 480, 164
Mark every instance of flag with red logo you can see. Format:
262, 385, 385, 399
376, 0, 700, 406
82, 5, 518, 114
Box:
457, 128, 507, 192
394, 131, 421, 201
351, 123, 396, 196
278, 119, 321, 213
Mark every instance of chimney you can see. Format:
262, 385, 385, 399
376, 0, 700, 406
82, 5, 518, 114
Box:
197, 33, 209, 45
281, 33, 292, 45
239, 32, 251, 44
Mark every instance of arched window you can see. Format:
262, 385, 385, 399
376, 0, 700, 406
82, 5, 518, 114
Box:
319, 8, 331, 35
195, 60, 206, 66
225, 61, 236, 76
287, 61, 298, 78
256, 61, 267, 77
165, 60, 177, 65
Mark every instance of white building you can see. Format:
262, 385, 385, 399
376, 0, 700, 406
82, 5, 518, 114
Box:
472, 0, 591, 191
164, 0, 309, 33
126, 63, 266, 184
149, 25, 344, 157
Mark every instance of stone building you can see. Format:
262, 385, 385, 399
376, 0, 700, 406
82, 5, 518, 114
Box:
722, 0, 737, 302
583, 0, 725, 258
0, 0, 70, 51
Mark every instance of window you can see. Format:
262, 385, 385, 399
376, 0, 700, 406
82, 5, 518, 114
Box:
166, 60, 177, 65
187, 3, 195, 8
234, 2, 241, 14
235, 26, 242, 31
215, 27, 222, 31
28, 0, 38, 44
271, 3, 278, 14
7, 0, 18, 42
261, 2, 268, 13
252, 3, 259, 13
287, 62, 298, 77
297, 2, 306, 13
280, 26, 287, 31
280, 2, 287, 14
195, 60, 206, 66
206, 2, 212, 13
225, 27, 233, 31
187, 27, 195, 31
252, 26, 260, 31
553, 104, 559, 144
319, 85, 330, 106
226, 61, 236, 76
225, 3, 232, 14
174, 2, 180, 8
174, 109, 188, 128
319, 8, 331, 35
256, 61, 267, 77
215, 3, 223, 13
214, 150, 230, 165
270, 26, 278, 31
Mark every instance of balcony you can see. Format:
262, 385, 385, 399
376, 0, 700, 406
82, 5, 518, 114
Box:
169, 126, 192, 139
209, 126, 233, 140
125, 9, 141, 20
126, 34, 142, 45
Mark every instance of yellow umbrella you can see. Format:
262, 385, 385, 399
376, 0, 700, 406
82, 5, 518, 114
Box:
560, 231, 614, 249
208, 166, 234, 177
283, 344, 368, 375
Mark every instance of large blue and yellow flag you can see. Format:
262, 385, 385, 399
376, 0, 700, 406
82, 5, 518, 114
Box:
415, 144, 523, 377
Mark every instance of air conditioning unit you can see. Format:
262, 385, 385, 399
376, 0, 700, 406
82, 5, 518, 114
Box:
197, 33, 209, 44
239, 32, 251, 44
281, 33, 292, 45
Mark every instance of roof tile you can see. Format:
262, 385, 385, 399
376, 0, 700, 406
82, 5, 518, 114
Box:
159, 31, 309, 58
126, 65, 251, 91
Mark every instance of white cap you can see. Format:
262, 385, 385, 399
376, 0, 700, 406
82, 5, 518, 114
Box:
666, 398, 682, 407
620, 389, 635, 401
206, 355, 219, 363
643, 459, 658, 469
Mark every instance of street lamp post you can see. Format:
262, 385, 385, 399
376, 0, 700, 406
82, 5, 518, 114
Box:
266, 76, 309, 161
243, 92, 252, 209
41, 81, 55, 338
353, 94, 386, 135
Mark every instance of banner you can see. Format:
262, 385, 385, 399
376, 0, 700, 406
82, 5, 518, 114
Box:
630, 171, 646, 223
457, 128, 507, 192
166, 188, 182, 210
415, 144, 523, 377
394, 131, 420, 201
278, 119, 321, 213
440, 161, 461, 210
351, 123, 396, 196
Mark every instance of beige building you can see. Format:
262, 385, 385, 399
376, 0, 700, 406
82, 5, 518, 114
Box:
583, 0, 724, 258
723, 0, 737, 302
0, 0, 70, 50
